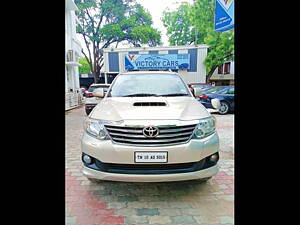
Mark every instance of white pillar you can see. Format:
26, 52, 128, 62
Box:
71, 67, 76, 91
104, 73, 108, 84
74, 66, 80, 89
65, 66, 68, 92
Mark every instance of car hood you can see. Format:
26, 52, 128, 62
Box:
90, 97, 211, 121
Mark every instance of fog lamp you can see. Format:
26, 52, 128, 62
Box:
210, 153, 219, 162
83, 155, 92, 164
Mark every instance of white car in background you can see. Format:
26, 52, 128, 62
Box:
85, 84, 110, 115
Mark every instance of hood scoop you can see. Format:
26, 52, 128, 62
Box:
133, 102, 167, 106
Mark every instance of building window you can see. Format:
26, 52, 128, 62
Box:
224, 62, 231, 74
66, 66, 70, 82
218, 65, 223, 74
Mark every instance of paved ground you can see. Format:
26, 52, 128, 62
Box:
66, 106, 234, 225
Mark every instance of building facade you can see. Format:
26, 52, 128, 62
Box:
209, 61, 234, 86
65, 0, 82, 110
102, 45, 209, 84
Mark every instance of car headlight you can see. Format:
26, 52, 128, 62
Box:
84, 118, 110, 140
193, 116, 216, 139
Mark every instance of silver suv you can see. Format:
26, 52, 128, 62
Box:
81, 71, 219, 182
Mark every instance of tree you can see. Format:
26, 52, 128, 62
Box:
162, 3, 195, 46
75, 0, 161, 83
78, 57, 91, 74
162, 0, 234, 82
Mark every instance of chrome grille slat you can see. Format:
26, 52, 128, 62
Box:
112, 136, 190, 143
105, 124, 197, 146
159, 127, 195, 133
105, 127, 143, 134
109, 131, 193, 139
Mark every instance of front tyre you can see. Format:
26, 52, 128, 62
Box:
219, 101, 229, 115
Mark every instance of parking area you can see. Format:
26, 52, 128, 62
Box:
66, 106, 234, 225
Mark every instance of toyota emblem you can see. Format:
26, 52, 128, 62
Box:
143, 126, 159, 138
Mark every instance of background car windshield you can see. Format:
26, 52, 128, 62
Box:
191, 84, 210, 90
108, 74, 190, 97
88, 86, 109, 92
228, 87, 234, 94
205, 86, 227, 94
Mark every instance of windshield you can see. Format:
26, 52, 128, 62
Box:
107, 74, 190, 97
88, 86, 109, 92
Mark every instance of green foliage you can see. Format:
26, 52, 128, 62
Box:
204, 30, 234, 76
162, 0, 234, 77
162, 3, 194, 45
75, 0, 161, 81
130, 26, 162, 47
78, 57, 91, 74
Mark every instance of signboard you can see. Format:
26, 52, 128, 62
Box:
215, 0, 234, 32
124, 54, 190, 71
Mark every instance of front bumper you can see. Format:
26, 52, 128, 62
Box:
82, 164, 219, 182
81, 131, 219, 182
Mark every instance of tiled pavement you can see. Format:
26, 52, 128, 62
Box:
66, 106, 234, 225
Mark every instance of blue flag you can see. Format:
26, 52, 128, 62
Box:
215, 0, 234, 32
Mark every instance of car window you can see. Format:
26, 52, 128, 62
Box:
202, 86, 214, 91
192, 85, 210, 90
228, 87, 234, 94
205, 86, 226, 94
216, 88, 229, 94
88, 86, 109, 92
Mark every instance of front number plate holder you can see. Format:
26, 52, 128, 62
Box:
134, 152, 168, 163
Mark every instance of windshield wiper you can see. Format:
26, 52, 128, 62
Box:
159, 93, 189, 96
122, 93, 160, 97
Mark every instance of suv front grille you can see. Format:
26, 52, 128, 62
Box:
104, 124, 197, 146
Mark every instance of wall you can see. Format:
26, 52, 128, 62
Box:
65, 0, 82, 110
210, 60, 234, 85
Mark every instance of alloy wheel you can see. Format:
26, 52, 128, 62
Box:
219, 102, 229, 114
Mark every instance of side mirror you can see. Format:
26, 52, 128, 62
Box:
193, 88, 202, 97
93, 88, 104, 98
211, 98, 221, 110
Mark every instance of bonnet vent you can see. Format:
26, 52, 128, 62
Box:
133, 102, 167, 106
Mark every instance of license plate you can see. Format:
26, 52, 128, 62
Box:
134, 152, 168, 163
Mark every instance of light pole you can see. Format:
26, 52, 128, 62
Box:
195, 28, 198, 45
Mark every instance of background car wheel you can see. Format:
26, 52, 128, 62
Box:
219, 101, 229, 114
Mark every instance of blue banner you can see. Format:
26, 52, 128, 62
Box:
215, 0, 234, 32
125, 54, 190, 71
